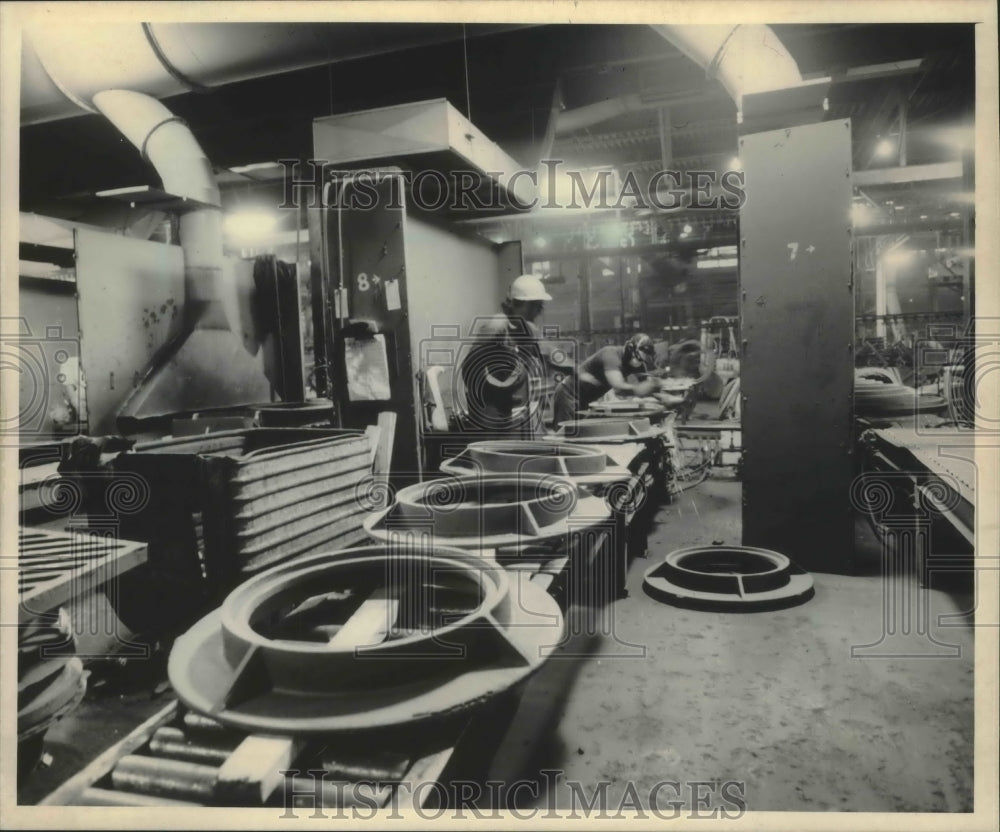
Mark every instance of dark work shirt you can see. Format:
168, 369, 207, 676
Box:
460, 314, 543, 431
577, 345, 627, 408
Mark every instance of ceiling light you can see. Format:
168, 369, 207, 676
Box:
919, 215, 928, 220
728, 157, 742, 171
682, 224, 693, 234
883, 249, 915, 266
852, 203, 874, 225
875, 139, 895, 159
931, 125, 974, 153
224, 209, 279, 244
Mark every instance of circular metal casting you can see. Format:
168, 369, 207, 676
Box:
17, 658, 86, 741
854, 383, 948, 416
583, 399, 667, 418
555, 416, 665, 443
169, 545, 563, 733
643, 545, 814, 611
440, 440, 631, 486
365, 473, 610, 548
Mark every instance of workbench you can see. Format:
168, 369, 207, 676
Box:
858, 424, 976, 589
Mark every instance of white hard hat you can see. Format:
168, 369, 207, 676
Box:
509, 274, 552, 302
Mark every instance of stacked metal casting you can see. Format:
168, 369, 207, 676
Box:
364, 471, 611, 549
18, 610, 86, 776
168, 545, 563, 733
439, 440, 632, 487
582, 399, 668, 419
854, 374, 948, 417
554, 415, 667, 443
111, 429, 374, 608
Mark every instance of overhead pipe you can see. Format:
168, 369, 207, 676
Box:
92, 90, 230, 332
556, 93, 650, 136
649, 24, 803, 108
22, 22, 533, 125
555, 25, 803, 135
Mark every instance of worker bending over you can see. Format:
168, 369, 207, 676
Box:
460, 274, 550, 438
551, 333, 663, 425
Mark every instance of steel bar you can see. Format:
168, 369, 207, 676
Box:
148, 726, 239, 765
110, 755, 218, 803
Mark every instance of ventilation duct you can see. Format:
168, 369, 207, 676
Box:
555, 25, 803, 134
22, 22, 532, 125
83, 89, 272, 421
650, 24, 803, 107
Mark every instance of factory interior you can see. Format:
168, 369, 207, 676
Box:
6, 14, 996, 821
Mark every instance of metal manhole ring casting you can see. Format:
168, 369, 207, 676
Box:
643, 545, 814, 611
440, 441, 630, 486
364, 473, 611, 548
168, 545, 564, 733
555, 416, 665, 443
584, 400, 667, 417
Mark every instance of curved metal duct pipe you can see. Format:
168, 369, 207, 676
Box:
555, 25, 802, 134
22, 22, 532, 125
92, 90, 229, 331
650, 24, 802, 107
87, 88, 271, 419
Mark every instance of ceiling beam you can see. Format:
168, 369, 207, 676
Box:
853, 161, 963, 186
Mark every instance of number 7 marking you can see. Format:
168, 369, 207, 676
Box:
787, 242, 799, 260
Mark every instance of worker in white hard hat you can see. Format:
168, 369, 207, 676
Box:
460, 275, 551, 438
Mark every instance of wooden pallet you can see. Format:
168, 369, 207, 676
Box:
18, 527, 149, 624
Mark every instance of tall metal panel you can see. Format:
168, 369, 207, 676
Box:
739, 119, 855, 573
325, 177, 416, 477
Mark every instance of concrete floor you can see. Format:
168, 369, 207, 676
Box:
494, 472, 976, 813
18, 467, 976, 814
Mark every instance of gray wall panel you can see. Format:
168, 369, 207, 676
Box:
739, 119, 855, 573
